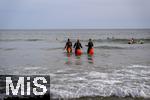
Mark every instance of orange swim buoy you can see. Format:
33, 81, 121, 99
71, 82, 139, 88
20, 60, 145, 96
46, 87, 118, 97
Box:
67, 48, 72, 53
89, 48, 94, 55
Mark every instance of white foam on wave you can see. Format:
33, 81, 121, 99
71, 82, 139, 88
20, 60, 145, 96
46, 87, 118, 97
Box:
88, 71, 108, 79
51, 80, 150, 98
127, 65, 149, 68
24, 66, 41, 70
115, 65, 150, 76
50, 65, 150, 99
71, 77, 87, 81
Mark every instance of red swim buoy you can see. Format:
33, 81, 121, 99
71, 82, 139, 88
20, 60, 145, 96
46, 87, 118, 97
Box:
89, 48, 94, 55
76, 49, 82, 56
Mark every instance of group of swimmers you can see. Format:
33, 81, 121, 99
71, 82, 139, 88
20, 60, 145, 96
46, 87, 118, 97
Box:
64, 37, 144, 55
64, 38, 94, 55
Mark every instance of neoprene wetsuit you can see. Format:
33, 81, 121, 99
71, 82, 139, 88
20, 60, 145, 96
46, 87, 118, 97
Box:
65, 41, 72, 52
87, 41, 93, 54
74, 42, 82, 54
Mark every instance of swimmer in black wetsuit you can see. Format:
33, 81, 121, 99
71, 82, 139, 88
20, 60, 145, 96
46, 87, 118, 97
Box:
64, 38, 72, 53
128, 38, 135, 44
73, 39, 82, 54
86, 39, 94, 54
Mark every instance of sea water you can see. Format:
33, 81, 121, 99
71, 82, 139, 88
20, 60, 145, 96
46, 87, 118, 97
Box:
0, 29, 150, 99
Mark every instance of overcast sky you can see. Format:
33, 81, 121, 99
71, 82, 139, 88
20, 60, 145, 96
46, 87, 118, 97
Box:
0, 0, 150, 29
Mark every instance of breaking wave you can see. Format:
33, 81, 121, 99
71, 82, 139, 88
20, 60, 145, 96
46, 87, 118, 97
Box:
50, 65, 150, 99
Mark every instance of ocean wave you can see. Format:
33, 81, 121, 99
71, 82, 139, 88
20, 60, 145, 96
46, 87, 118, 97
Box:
127, 65, 149, 68
61, 38, 150, 45
0, 48, 16, 51
0, 38, 150, 44
95, 45, 125, 49
93, 38, 150, 43
43, 47, 63, 51
50, 65, 150, 99
50, 83, 150, 99
0, 39, 44, 42
26, 39, 44, 41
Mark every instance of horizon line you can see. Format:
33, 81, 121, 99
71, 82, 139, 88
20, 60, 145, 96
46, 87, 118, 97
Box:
0, 28, 150, 31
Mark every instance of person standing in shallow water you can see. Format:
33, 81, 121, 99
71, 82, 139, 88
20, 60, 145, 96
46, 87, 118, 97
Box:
86, 39, 94, 54
73, 39, 82, 54
64, 38, 72, 53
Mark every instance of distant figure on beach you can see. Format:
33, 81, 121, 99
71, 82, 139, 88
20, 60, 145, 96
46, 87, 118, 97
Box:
128, 38, 135, 44
64, 38, 72, 53
86, 39, 94, 55
74, 39, 82, 55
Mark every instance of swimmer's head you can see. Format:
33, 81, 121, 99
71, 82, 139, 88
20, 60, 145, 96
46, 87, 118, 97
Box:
89, 38, 92, 41
68, 38, 70, 41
